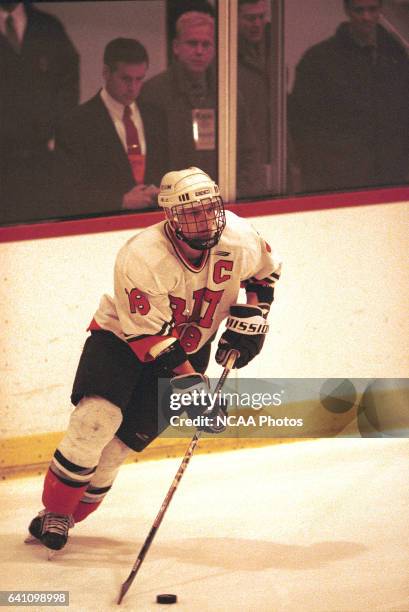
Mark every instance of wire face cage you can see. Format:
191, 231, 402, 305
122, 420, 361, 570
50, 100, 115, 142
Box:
167, 196, 226, 249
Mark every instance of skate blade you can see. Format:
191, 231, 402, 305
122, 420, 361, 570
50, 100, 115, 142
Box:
24, 533, 40, 544
24, 533, 60, 559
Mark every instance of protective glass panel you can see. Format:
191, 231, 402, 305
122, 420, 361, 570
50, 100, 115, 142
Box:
1, 0, 222, 228
286, 0, 409, 195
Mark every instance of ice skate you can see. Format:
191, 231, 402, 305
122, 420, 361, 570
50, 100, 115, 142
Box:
26, 510, 74, 557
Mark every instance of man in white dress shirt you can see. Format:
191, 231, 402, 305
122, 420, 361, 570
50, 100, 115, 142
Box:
54, 37, 159, 217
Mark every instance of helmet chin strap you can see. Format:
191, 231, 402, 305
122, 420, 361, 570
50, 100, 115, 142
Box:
174, 226, 217, 250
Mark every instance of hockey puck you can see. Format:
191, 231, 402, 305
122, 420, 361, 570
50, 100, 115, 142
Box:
156, 594, 177, 604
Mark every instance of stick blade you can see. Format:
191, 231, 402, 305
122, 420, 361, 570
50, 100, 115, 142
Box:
117, 571, 136, 605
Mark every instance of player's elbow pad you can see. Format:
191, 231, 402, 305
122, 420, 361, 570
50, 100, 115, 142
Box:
245, 283, 274, 306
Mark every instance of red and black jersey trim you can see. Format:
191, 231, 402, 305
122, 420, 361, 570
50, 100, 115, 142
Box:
164, 223, 210, 272
151, 338, 188, 374
123, 320, 173, 344
244, 272, 280, 287
124, 320, 176, 362
124, 328, 187, 370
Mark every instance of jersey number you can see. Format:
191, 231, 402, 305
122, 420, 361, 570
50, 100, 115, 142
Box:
126, 288, 151, 315
170, 288, 223, 352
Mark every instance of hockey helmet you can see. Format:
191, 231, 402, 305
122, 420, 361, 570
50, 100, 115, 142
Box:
158, 167, 226, 250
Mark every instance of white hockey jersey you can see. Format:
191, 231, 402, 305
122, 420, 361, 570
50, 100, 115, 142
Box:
89, 210, 281, 362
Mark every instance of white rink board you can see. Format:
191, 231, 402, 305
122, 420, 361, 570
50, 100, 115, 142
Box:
0, 201, 408, 437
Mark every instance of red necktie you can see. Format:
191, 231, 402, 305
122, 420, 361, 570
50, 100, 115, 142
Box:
123, 105, 140, 153
122, 105, 145, 184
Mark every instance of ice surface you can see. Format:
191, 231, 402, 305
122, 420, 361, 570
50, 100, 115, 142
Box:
1, 439, 408, 611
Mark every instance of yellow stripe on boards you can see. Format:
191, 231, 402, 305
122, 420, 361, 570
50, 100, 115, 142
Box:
0, 432, 294, 480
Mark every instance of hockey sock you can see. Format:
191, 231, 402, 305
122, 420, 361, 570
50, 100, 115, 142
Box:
72, 501, 101, 522
72, 484, 112, 522
42, 450, 97, 515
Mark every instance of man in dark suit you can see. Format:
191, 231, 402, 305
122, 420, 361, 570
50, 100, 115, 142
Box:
54, 38, 159, 218
288, 0, 409, 193
0, 1, 79, 225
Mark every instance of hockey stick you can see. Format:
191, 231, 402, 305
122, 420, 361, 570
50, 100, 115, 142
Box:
117, 349, 239, 605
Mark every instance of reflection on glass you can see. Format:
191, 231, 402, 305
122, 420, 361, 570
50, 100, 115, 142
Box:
0, 0, 167, 227
0, 0, 79, 225
55, 37, 160, 216
139, 9, 219, 188
3, 0, 408, 228
237, 0, 273, 199
287, 0, 409, 194
141, 2, 262, 200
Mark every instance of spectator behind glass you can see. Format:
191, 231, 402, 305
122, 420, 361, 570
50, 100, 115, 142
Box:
288, 0, 409, 194
237, 0, 272, 193
138, 10, 263, 199
53, 38, 159, 217
0, 1, 79, 225
166, 0, 214, 61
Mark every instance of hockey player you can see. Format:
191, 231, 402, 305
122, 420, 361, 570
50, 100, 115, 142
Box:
27, 167, 281, 552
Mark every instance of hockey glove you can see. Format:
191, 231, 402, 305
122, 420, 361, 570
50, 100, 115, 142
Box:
216, 304, 269, 369
170, 373, 227, 434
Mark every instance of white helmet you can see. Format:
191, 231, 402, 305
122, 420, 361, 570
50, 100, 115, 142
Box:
158, 167, 226, 250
